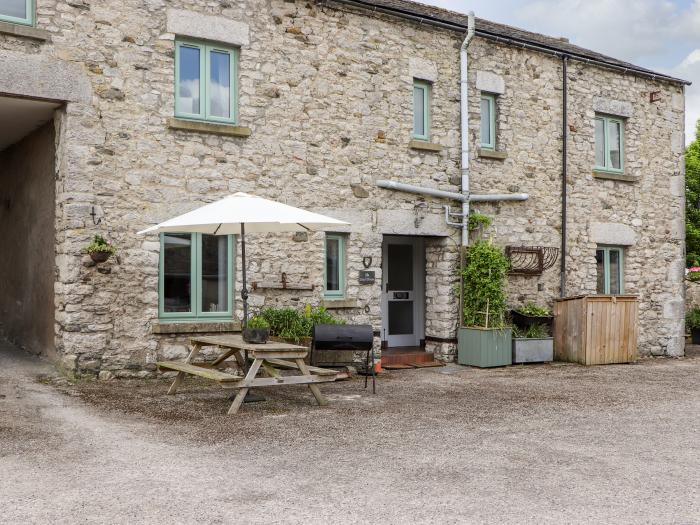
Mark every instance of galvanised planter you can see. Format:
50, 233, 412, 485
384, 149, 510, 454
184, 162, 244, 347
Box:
512, 337, 553, 364
457, 327, 512, 368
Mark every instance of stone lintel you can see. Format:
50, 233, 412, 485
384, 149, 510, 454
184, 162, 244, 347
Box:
166, 8, 249, 46
593, 98, 633, 118
592, 171, 638, 182
478, 148, 507, 160
0, 20, 50, 41
409, 57, 438, 82
321, 298, 361, 309
152, 321, 241, 334
409, 139, 443, 152
167, 117, 252, 137
476, 71, 505, 94
589, 222, 636, 246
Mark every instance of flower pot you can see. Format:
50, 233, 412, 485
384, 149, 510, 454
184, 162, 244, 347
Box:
242, 327, 270, 344
692, 327, 700, 345
89, 251, 112, 263
511, 310, 554, 330
458, 327, 512, 368
512, 337, 554, 364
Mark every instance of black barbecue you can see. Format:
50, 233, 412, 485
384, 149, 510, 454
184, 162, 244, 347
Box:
311, 324, 376, 393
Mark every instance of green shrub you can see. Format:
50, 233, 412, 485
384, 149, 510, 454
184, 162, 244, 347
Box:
515, 303, 551, 317
687, 308, 700, 330
462, 239, 510, 328
259, 305, 343, 342
687, 271, 700, 282
82, 234, 116, 255
247, 315, 269, 329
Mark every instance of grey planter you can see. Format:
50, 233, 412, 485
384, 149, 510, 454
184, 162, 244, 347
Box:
512, 337, 553, 364
457, 327, 512, 368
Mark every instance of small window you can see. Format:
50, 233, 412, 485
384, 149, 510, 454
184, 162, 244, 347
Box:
324, 234, 346, 298
594, 114, 624, 172
175, 39, 238, 125
596, 246, 624, 294
413, 80, 430, 140
0, 0, 33, 25
480, 94, 496, 149
159, 233, 234, 321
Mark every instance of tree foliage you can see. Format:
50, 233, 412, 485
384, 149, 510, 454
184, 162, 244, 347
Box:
686, 120, 700, 266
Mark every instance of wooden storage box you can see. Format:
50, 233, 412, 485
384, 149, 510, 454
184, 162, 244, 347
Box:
554, 295, 638, 365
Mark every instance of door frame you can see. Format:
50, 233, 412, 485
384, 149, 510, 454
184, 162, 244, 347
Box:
381, 235, 425, 348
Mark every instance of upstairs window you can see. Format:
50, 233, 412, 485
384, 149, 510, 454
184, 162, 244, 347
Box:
480, 93, 496, 149
324, 234, 346, 298
159, 233, 234, 321
596, 246, 624, 295
175, 39, 238, 125
0, 0, 33, 25
595, 114, 624, 172
412, 80, 431, 140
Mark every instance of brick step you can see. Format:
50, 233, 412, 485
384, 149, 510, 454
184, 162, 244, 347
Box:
381, 351, 434, 366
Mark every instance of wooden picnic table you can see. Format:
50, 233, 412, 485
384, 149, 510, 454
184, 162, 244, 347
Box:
158, 334, 338, 415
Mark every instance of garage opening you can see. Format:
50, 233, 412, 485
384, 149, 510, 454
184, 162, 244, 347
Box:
0, 95, 60, 357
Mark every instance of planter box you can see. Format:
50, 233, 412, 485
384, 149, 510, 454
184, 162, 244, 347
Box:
554, 295, 638, 365
512, 337, 553, 364
458, 327, 512, 368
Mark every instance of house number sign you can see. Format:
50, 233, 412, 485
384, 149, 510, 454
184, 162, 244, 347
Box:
358, 270, 375, 285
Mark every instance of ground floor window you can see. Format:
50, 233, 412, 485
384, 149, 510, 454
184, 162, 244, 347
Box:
596, 246, 624, 294
324, 234, 345, 298
159, 233, 234, 321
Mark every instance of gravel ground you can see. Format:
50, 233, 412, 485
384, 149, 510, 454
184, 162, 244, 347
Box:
2, 341, 700, 524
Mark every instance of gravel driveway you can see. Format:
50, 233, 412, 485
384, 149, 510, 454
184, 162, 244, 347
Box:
2, 341, 699, 524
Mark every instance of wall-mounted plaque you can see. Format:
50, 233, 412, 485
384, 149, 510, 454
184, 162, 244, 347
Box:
358, 270, 375, 285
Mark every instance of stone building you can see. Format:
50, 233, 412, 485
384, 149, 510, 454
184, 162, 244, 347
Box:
0, 0, 687, 377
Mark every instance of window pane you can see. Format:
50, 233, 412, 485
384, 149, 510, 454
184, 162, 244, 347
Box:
609, 249, 621, 294
326, 238, 340, 291
163, 234, 192, 313
209, 50, 231, 118
178, 46, 201, 115
480, 97, 491, 146
608, 120, 622, 169
413, 86, 425, 137
0, 0, 27, 18
201, 235, 229, 312
595, 118, 605, 167
387, 244, 413, 291
596, 249, 605, 294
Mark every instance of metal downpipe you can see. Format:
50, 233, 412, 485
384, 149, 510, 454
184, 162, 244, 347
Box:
560, 56, 568, 298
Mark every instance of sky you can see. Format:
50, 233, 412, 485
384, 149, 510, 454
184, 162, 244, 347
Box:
418, 0, 700, 145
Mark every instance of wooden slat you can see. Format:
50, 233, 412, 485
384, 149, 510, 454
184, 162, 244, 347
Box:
158, 361, 241, 382
262, 358, 339, 376
190, 334, 306, 352
220, 374, 338, 389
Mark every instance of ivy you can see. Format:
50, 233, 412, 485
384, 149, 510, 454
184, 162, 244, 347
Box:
461, 239, 510, 328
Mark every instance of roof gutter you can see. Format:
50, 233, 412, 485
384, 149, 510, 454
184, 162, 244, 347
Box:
321, 0, 691, 86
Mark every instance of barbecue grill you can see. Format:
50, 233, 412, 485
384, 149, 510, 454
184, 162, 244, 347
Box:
311, 324, 376, 393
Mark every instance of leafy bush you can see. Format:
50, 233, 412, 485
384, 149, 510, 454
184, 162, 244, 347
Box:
462, 239, 510, 328
83, 234, 116, 255
515, 303, 551, 317
259, 305, 343, 342
687, 308, 700, 330
688, 271, 700, 282
513, 323, 550, 338
247, 315, 269, 329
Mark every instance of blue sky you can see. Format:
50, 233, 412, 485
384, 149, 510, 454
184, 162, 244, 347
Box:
419, 0, 700, 144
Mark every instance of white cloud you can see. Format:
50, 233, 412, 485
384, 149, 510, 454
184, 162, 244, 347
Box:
671, 49, 700, 142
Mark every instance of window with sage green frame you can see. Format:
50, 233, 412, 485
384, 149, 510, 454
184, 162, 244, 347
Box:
159, 233, 234, 321
412, 80, 431, 140
480, 93, 496, 149
594, 114, 624, 172
175, 39, 238, 125
324, 234, 346, 298
0, 0, 34, 25
596, 246, 624, 295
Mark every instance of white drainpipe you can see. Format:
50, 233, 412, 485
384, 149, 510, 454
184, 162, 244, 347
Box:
460, 12, 476, 247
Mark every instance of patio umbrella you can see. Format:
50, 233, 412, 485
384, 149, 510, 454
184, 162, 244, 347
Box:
138, 192, 349, 325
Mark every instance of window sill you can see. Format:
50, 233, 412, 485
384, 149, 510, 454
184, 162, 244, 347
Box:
152, 320, 241, 334
321, 298, 360, 309
478, 148, 507, 160
0, 20, 50, 41
167, 117, 252, 137
592, 171, 637, 182
409, 139, 443, 152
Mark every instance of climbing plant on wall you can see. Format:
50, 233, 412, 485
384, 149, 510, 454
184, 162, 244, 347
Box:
686, 120, 700, 267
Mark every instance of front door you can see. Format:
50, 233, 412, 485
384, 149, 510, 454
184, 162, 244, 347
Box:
381, 236, 424, 347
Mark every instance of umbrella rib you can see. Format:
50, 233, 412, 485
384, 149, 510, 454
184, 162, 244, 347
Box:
297, 223, 311, 231
213, 223, 222, 235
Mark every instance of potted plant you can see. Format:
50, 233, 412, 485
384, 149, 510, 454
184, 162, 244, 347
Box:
242, 315, 270, 344
457, 239, 512, 368
511, 302, 554, 330
83, 234, 117, 263
687, 308, 700, 344
512, 323, 554, 364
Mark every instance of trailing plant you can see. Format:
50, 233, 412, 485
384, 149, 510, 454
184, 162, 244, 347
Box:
515, 303, 551, 317
687, 308, 700, 330
259, 305, 344, 342
246, 315, 269, 329
461, 239, 510, 328
468, 212, 492, 232
513, 323, 550, 338
82, 234, 116, 255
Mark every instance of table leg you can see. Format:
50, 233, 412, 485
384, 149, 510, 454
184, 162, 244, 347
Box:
167, 343, 202, 395
228, 358, 263, 415
295, 358, 328, 406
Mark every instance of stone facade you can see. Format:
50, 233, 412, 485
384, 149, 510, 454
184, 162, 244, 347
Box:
0, 0, 685, 376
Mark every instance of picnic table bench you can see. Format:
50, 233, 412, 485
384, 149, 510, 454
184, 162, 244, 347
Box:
158, 334, 339, 415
